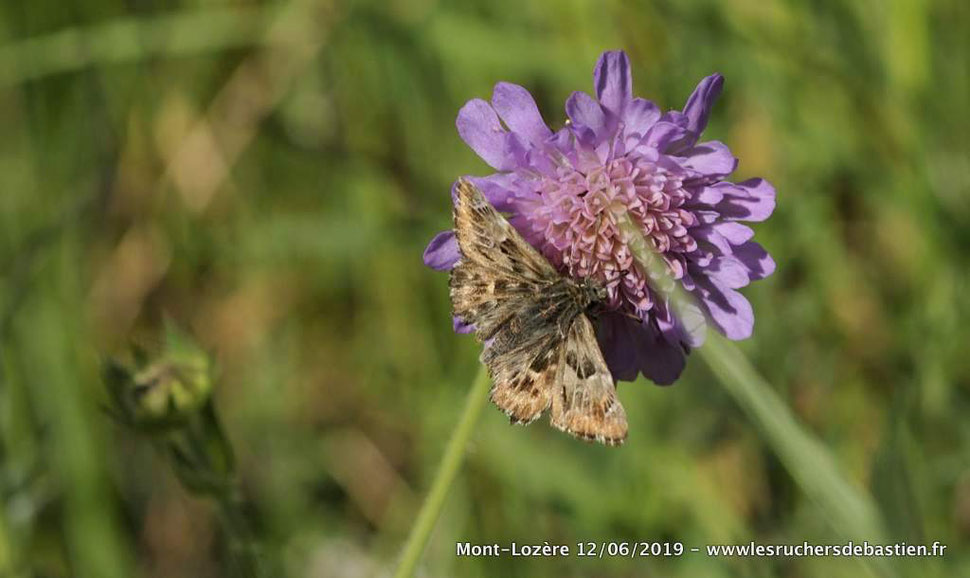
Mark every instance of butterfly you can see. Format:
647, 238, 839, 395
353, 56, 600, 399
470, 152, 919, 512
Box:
448, 179, 628, 446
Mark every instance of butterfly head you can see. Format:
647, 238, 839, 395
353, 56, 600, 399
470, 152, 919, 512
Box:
574, 277, 608, 310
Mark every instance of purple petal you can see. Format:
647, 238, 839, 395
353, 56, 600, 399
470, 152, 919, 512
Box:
693, 210, 720, 226
622, 97, 661, 136
683, 73, 723, 140
566, 124, 608, 172
566, 122, 598, 153
655, 299, 707, 347
694, 278, 754, 340
640, 121, 689, 150
653, 301, 680, 342
681, 141, 738, 178
690, 185, 724, 206
453, 316, 475, 334
714, 178, 776, 222
733, 241, 776, 280
593, 50, 632, 117
660, 110, 690, 128
448, 179, 460, 204
680, 271, 697, 291
707, 256, 751, 289
504, 132, 531, 169
423, 230, 459, 271
463, 173, 522, 211
565, 91, 607, 138
491, 82, 552, 146
712, 222, 754, 245
596, 313, 639, 382
630, 322, 686, 385
456, 99, 517, 170
691, 225, 732, 256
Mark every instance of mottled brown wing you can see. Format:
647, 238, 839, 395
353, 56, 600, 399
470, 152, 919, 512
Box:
451, 180, 557, 279
550, 313, 628, 446
449, 179, 574, 423
476, 284, 582, 424
449, 177, 562, 342
482, 317, 562, 424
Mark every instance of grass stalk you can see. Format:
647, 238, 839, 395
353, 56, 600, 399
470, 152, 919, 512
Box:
393, 366, 491, 578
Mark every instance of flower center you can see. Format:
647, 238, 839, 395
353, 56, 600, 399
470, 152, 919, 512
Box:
521, 156, 698, 316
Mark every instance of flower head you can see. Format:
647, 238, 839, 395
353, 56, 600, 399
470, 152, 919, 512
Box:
425, 51, 775, 384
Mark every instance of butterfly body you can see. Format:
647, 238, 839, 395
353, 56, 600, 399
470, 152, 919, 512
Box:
448, 179, 628, 446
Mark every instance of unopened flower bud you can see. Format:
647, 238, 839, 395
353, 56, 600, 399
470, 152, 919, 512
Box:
103, 326, 212, 431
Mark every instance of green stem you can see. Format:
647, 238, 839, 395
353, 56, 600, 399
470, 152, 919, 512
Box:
217, 492, 263, 578
697, 339, 893, 578
394, 366, 491, 578
618, 214, 893, 577
176, 407, 263, 577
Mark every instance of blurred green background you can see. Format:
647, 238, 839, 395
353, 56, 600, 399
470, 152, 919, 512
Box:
1, 0, 968, 576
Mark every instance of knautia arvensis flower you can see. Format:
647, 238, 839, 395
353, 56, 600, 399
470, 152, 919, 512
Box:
425, 50, 775, 385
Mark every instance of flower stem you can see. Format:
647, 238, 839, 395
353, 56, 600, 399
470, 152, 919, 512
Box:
393, 366, 491, 578
618, 213, 892, 577
217, 492, 263, 578
177, 403, 265, 577
696, 337, 888, 539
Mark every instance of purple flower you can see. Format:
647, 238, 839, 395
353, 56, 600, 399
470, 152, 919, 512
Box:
424, 50, 775, 385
